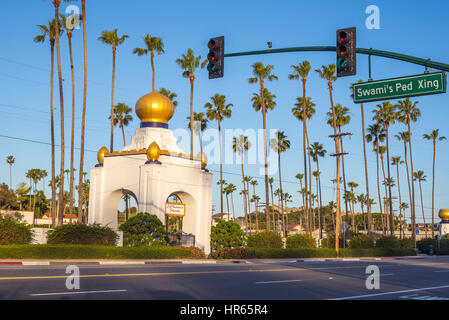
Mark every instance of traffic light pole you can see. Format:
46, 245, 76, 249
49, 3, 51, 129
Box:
224, 46, 449, 72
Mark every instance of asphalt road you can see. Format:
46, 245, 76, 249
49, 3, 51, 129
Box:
0, 257, 449, 300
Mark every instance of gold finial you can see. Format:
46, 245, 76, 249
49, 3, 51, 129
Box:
135, 90, 174, 124
147, 142, 161, 161
97, 146, 109, 164
199, 152, 207, 169
439, 209, 449, 220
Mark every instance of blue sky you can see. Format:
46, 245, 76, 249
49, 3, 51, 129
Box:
1, 0, 448, 222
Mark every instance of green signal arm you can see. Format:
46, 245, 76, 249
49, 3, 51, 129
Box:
224, 46, 449, 72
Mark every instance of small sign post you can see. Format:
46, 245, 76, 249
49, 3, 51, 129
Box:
353, 72, 446, 103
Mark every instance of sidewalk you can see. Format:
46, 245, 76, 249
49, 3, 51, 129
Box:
0, 255, 441, 266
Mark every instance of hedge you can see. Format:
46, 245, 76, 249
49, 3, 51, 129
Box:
338, 248, 416, 257
0, 245, 200, 259
47, 224, 118, 245
0, 216, 33, 245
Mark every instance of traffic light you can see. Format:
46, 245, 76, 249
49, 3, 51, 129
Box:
336, 27, 356, 77
207, 36, 224, 79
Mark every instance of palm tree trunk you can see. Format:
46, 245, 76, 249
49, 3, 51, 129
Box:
189, 75, 194, 159
419, 181, 427, 237
218, 120, 223, 219
361, 103, 371, 233
260, 81, 270, 232
339, 127, 349, 244
54, 0, 65, 227
278, 150, 285, 237
305, 125, 313, 231
317, 159, 323, 239
396, 163, 403, 238
328, 81, 342, 253
431, 141, 436, 237
380, 154, 388, 233
240, 154, 248, 235
225, 193, 229, 216
9, 165, 12, 190
301, 78, 309, 234
407, 119, 417, 240
230, 192, 235, 221
150, 51, 155, 91
375, 143, 384, 233
110, 47, 116, 152
78, 0, 87, 224
68, 32, 76, 221
385, 128, 394, 235
121, 125, 126, 146
403, 141, 412, 236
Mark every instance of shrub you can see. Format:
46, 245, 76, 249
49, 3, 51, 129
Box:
375, 236, 400, 248
321, 232, 346, 248
119, 213, 165, 247
339, 248, 416, 257
286, 234, 316, 249
210, 220, 245, 249
246, 231, 283, 248
209, 247, 254, 259
47, 223, 117, 245
349, 235, 374, 249
251, 248, 337, 259
0, 216, 33, 245
183, 246, 207, 259
416, 238, 449, 253
399, 237, 415, 249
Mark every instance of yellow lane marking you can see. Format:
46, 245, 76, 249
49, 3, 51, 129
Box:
0, 266, 360, 281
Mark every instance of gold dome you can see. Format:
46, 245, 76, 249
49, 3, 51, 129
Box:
136, 90, 174, 124
439, 209, 449, 220
97, 146, 109, 164
147, 142, 161, 161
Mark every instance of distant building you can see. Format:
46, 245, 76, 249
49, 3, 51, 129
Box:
211, 212, 233, 226
0, 210, 34, 225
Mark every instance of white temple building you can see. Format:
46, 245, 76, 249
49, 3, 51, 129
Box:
88, 90, 213, 253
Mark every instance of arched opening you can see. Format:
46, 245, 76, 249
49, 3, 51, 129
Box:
117, 189, 138, 227
164, 191, 196, 247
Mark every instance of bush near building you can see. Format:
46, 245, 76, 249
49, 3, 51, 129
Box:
119, 213, 165, 247
47, 223, 118, 245
0, 216, 33, 245
210, 220, 245, 249
375, 235, 400, 249
320, 232, 346, 249
246, 231, 283, 248
349, 235, 375, 249
286, 234, 316, 249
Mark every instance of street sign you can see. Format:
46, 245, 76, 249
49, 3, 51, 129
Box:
165, 202, 186, 217
352, 72, 446, 103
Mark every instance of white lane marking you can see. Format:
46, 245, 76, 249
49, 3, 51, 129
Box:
330, 284, 449, 300
30, 289, 127, 297
255, 280, 303, 284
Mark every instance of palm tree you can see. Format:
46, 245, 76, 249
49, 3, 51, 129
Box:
289, 61, 312, 235
34, 18, 62, 227
187, 112, 208, 159
160, 88, 178, 106
397, 98, 421, 240
378, 145, 388, 233
78, 0, 88, 224
133, 34, 164, 91
373, 101, 397, 235
239, 189, 249, 233
233, 135, 251, 233
423, 129, 446, 237
392, 156, 404, 237
176, 48, 207, 158
268, 177, 276, 231
205, 94, 233, 218
357, 194, 367, 231
110, 103, 133, 147
315, 64, 341, 252
400, 202, 409, 234
295, 173, 306, 228
366, 123, 386, 228
60, 13, 79, 221
413, 170, 427, 236
270, 131, 291, 235
250, 179, 259, 230
249, 62, 278, 226
98, 29, 129, 152
347, 182, 358, 232
310, 142, 326, 238
354, 80, 372, 233
6, 156, 15, 190
396, 131, 413, 234
228, 183, 237, 220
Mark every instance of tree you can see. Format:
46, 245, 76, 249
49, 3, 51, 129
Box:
423, 129, 446, 237
366, 123, 386, 230
205, 94, 233, 218
227, 183, 237, 221
98, 29, 129, 152
160, 88, 178, 106
249, 62, 278, 231
295, 173, 306, 228
392, 156, 404, 237
176, 48, 207, 158
270, 131, 291, 236
110, 102, 133, 146
413, 170, 427, 236
250, 179, 259, 230
347, 182, 358, 232
378, 145, 389, 233
373, 101, 397, 235
310, 142, 326, 238
210, 220, 245, 248
315, 64, 341, 252
233, 135, 251, 234
133, 34, 164, 91
34, 17, 62, 227
289, 61, 312, 235
6, 156, 15, 190
187, 112, 208, 159
397, 98, 421, 240
78, 0, 88, 224
395, 131, 413, 234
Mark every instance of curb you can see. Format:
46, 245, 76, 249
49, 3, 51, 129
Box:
295, 256, 439, 262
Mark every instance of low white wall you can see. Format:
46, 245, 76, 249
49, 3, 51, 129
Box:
31, 228, 52, 244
